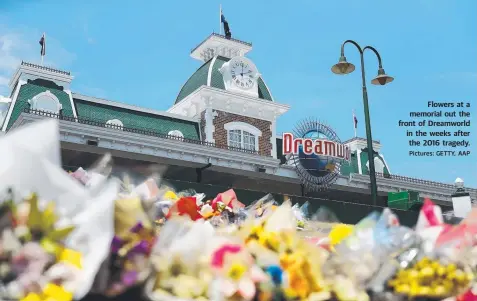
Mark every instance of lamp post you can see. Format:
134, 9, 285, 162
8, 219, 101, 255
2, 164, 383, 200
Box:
331, 40, 394, 205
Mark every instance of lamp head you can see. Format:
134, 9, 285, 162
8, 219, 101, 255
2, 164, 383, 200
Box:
331, 56, 355, 75
371, 68, 394, 85
455, 177, 464, 189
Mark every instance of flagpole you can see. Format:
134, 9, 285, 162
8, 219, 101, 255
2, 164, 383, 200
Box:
219, 4, 222, 35
353, 109, 357, 138
40, 32, 45, 66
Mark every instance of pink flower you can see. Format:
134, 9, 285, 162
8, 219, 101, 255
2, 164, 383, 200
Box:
211, 244, 242, 268
211, 244, 268, 300
211, 189, 244, 211
219, 264, 268, 300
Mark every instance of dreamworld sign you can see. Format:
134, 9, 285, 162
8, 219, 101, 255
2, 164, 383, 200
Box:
282, 133, 351, 161
281, 119, 351, 191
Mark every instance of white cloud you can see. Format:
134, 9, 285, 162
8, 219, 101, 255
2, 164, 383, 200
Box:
0, 25, 77, 96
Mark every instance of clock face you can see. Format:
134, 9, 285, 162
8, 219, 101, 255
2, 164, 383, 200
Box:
230, 58, 257, 90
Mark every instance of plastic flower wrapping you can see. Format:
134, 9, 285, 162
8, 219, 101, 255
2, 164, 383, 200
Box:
0, 120, 119, 301
2, 119, 477, 301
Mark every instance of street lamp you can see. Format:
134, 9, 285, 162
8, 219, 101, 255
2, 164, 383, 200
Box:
331, 40, 394, 205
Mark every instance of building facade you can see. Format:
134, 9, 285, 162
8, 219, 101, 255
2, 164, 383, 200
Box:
0, 33, 474, 224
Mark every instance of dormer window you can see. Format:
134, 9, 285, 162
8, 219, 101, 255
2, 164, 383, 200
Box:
224, 122, 261, 152
28, 90, 62, 114
105, 119, 124, 130
168, 130, 184, 140
366, 156, 385, 174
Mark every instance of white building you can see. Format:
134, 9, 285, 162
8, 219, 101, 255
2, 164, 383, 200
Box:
0, 33, 473, 225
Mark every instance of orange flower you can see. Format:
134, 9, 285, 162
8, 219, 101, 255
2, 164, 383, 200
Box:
166, 197, 201, 221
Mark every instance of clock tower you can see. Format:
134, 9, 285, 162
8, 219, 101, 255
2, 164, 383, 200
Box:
168, 33, 289, 159
219, 56, 260, 98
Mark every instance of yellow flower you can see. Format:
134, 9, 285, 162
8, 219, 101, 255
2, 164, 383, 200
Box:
58, 248, 82, 269
227, 262, 247, 281
329, 224, 353, 246
164, 191, 178, 201
285, 270, 311, 300
280, 248, 327, 300
244, 224, 264, 243
18, 195, 75, 258
280, 252, 302, 272
258, 231, 280, 252
20, 283, 73, 301
220, 262, 258, 300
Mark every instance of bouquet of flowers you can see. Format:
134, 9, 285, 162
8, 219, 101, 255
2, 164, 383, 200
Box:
0, 193, 82, 301
154, 188, 246, 228
0, 120, 119, 301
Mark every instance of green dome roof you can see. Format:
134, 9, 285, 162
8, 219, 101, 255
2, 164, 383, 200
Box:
175, 56, 273, 104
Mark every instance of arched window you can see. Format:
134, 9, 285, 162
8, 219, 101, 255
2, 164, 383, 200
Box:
168, 130, 184, 140
28, 91, 62, 114
366, 156, 385, 174
105, 119, 124, 130
224, 122, 262, 151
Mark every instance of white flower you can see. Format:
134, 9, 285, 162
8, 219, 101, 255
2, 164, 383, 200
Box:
199, 204, 214, 218
195, 193, 206, 206
45, 262, 82, 292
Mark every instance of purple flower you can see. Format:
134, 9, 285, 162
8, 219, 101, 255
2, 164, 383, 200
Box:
111, 236, 124, 253
121, 271, 138, 286
127, 241, 149, 258
130, 222, 143, 233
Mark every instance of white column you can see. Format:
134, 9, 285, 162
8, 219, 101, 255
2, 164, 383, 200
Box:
356, 149, 362, 174
204, 98, 217, 143
270, 117, 277, 158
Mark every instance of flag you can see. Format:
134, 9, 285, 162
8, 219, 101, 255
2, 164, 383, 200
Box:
39, 33, 46, 56
220, 10, 226, 23
353, 110, 358, 129
220, 9, 231, 38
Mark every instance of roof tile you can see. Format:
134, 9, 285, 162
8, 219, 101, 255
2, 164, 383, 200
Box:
74, 99, 200, 140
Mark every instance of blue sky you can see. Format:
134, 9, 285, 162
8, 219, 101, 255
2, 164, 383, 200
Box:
0, 0, 476, 187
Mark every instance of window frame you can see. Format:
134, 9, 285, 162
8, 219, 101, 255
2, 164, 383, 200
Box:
224, 122, 262, 152
28, 90, 62, 114
366, 156, 386, 174
105, 119, 124, 130
168, 130, 184, 141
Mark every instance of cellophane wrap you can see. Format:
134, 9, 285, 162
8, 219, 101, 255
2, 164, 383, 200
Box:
0, 120, 119, 301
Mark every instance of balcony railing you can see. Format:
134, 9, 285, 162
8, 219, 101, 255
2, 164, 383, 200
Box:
23, 109, 262, 155
21, 61, 71, 76
375, 172, 456, 189
22, 109, 477, 193
190, 33, 252, 54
